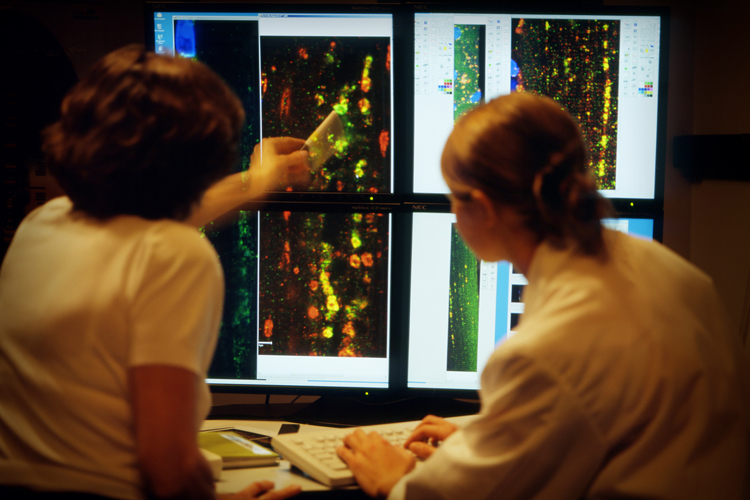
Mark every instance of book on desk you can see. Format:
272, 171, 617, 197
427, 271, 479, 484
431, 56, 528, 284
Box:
198, 429, 279, 469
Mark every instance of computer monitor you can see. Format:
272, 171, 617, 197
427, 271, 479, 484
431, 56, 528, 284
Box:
410, 5, 669, 212
146, 3, 396, 200
145, 3, 398, 396
406, 210, 659, 393
202, 207, 392, 393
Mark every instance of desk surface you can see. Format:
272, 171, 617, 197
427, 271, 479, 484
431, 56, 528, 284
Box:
201, 419, 345, 494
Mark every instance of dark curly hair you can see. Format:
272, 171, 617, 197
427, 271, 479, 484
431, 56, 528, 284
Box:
442, 92, 614, 256
42, 44, 244, 220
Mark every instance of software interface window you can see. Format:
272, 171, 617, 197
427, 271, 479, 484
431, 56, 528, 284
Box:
412, 12, 662, 199
407, 213, 654, 391
151, 9, 395, 389
204, 210, 392, 389
154, 10, 395, 195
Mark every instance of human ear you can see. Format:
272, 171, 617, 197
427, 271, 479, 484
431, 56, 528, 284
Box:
469, 189, 498, 229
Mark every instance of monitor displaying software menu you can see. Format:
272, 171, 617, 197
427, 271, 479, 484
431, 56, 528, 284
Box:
412, 8, 668, 201
407, 213, 656, 392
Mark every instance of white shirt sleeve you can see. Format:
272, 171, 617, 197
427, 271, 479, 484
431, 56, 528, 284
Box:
389, 350, 606, 500
127, 222, 224, 375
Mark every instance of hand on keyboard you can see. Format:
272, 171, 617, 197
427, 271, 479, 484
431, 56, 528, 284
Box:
403, 414, 460, 459
337, 429, 416, 498
270, 415, 474, 490
271, 420, 422, 488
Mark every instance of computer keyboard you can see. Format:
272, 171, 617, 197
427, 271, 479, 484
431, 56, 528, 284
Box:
271, 415, 475, 487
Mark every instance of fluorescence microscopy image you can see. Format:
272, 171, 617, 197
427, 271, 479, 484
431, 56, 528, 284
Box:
174, 19, 261, 174
258, 211, 389, 358
512, 18, 620, 189
453, 25, 485, 122
173, 19, 264, 380
202, 212, 260, 380
261, 36, 392, 193
447, 224, 479, 373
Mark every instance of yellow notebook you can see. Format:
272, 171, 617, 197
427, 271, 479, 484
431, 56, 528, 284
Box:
198, 430, 279, 469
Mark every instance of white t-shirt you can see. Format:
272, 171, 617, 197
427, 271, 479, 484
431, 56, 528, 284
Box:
0, 197, 224, 500
390, 230, 750, 500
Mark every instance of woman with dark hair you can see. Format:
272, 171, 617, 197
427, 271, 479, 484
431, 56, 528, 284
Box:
0, 45, 306, 500
337, 92, 750, 499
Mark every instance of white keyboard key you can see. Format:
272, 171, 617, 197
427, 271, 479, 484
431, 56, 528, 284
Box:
322, 457, 348, 470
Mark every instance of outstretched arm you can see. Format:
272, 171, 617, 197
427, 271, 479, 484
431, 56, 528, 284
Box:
187, 137, 308, 228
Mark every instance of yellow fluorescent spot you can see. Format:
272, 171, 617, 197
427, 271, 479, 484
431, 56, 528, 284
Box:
334, 139, 348, 153
323, 327, 334, 339
351, 232, 362, 249
327, 295, 340, 312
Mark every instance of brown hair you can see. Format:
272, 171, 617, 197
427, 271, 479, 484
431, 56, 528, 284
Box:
42, 44, 244, 220
442, 92, 614, 256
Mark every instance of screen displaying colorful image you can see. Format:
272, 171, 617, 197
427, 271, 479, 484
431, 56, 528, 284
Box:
258, 211, 389, 358
511, 18, 620, 190
407, 212, 655, 391
203, 209, 391, 389
261, 36, 392, 193
152, 9, 394, 196
413, 11, 663, 200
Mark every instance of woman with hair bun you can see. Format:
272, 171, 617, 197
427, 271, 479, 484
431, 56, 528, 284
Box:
0, 45, 306, 500
337, 92, 750, 500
